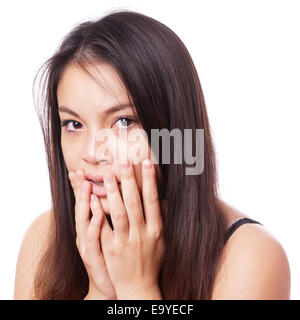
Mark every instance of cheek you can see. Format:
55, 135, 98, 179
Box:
125, 129, 152, 162
61, 139, 78, 173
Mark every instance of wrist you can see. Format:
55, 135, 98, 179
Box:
116, 283, 162, 300
84, 284, 116, 300
84, 291, 116, 300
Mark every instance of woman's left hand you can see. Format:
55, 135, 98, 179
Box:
90, 159, 165, 300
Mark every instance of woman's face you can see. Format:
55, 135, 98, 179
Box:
57, 61, 163, 214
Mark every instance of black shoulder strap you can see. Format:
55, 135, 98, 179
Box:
225, 218, 262, 243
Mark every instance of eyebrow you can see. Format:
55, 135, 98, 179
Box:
58, 103, 134, 118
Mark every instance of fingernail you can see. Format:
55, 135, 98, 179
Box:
143, 159, 152, 169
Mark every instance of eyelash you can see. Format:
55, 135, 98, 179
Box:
59, 116, 138, 132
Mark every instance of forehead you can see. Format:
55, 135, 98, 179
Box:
57, 61, 130, 111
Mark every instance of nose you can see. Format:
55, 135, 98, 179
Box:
80, 129, 114, 165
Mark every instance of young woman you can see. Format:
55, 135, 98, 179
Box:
14, 10, 290, 300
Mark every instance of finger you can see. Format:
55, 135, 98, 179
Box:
141, 159, 163, 230
119, 159, 145, 231
100, 213, 114, 246
68, 171, 75, 185
69, 169, 85, 195
87, 194, 105, 247
87, 194, 113, 276
75, 180, 91, 237
103, 174, 129, 238
86, 196, 115, 292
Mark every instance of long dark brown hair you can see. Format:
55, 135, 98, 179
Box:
33, 9, 228, 299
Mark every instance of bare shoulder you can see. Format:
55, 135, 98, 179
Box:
14, 209, 52, 299
212, 200, 291, 299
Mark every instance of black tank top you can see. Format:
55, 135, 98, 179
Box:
225, 218, 262, 243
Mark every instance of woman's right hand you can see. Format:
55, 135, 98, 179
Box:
68, 169, 117, 300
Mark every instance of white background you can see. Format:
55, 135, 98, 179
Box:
0, 0, 299, 299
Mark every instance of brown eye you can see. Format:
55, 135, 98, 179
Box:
60, 120, 82, 132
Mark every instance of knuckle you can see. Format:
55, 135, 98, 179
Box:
113, 211, 124, 221
150, 226, 163, 240
121, 170, 132, 180
109, 192, 119, 202
126, 196, 139, 209
145, 190, 159, 203
85, 232, 95, 245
